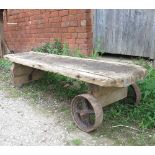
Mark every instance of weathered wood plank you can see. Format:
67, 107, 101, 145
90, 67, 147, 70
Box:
93, 10, 155, 59
4, 51, 147, 87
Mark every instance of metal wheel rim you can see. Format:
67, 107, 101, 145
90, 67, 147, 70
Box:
71, 94, 103, 132
130, 83, 141, 105
124, 83, 141, 105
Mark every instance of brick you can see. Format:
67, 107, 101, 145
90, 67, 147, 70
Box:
41, 33, 51, 38
37, 28, 45, 33
86, 20, 92, 26
69, 10, 77, 15
68, 15, 77, 21
49, 23, 61, 28
35, 38, 49, 43
81, 20, 87, 26
69, 44, 78, 49
76, 9, 87, 14
50, 11, 59, 17
75, 27, 87, 32
30, 15, 42, 20
87, 32, 93, 39
76, 39, 87, 44
61, 21, 69, 27
49, 17, 61, 23
78, 44, 88, 49
59, 10, 69, 16
69, 21, 78, 27
77, 13, 91, 21
32, 19, 44, 25
67, 27, 75, 32
78, 33, 87, 39
42, 11, 51, 18
71, 33, 78, 38
61, 28, 68, 33
48, 27, 59, 33
36, 23, 44, 29
62, 16, 69, 22
61, 21, 78, 27
52, 33, 62, 39
67, 38, 75, 44
42, 16, 49, 23
86, 26, 92, 32
32, 10, 41, 16
62, 33, 71, 39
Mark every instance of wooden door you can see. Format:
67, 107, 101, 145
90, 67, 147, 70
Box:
93, 10, 155, 59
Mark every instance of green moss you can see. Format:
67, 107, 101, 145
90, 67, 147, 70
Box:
70, 139, 82, 146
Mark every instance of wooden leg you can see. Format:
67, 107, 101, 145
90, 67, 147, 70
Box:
88, 84, 128, 107
11, 63, 44, 87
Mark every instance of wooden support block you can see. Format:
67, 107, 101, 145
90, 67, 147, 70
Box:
11, 63, 34, 76
11, 63, 44, 86
88, 84, 127, 107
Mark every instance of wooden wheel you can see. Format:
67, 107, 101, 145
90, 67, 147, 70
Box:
71, 94, 103, 133
123, 83, 141, 105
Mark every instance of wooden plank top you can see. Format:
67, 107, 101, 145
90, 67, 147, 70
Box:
4, 51, 147, 87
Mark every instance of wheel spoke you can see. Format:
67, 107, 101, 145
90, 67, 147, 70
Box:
75, 109, 81, 114
83, 118, 91, 127
83, 109, 94, 114
82, 99, 88, 109
75, 109, 94, 114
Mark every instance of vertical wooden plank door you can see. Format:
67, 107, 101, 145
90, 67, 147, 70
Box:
93, 10, 155, 59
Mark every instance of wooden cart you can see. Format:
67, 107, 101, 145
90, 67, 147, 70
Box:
4, 51, 147, 132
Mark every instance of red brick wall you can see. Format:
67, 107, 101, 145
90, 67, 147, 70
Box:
4, 9, 93, 55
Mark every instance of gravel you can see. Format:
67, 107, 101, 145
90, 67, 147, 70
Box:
0, 74, 114, 145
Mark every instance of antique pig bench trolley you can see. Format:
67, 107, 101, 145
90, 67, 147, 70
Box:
4, 51, 147, 133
